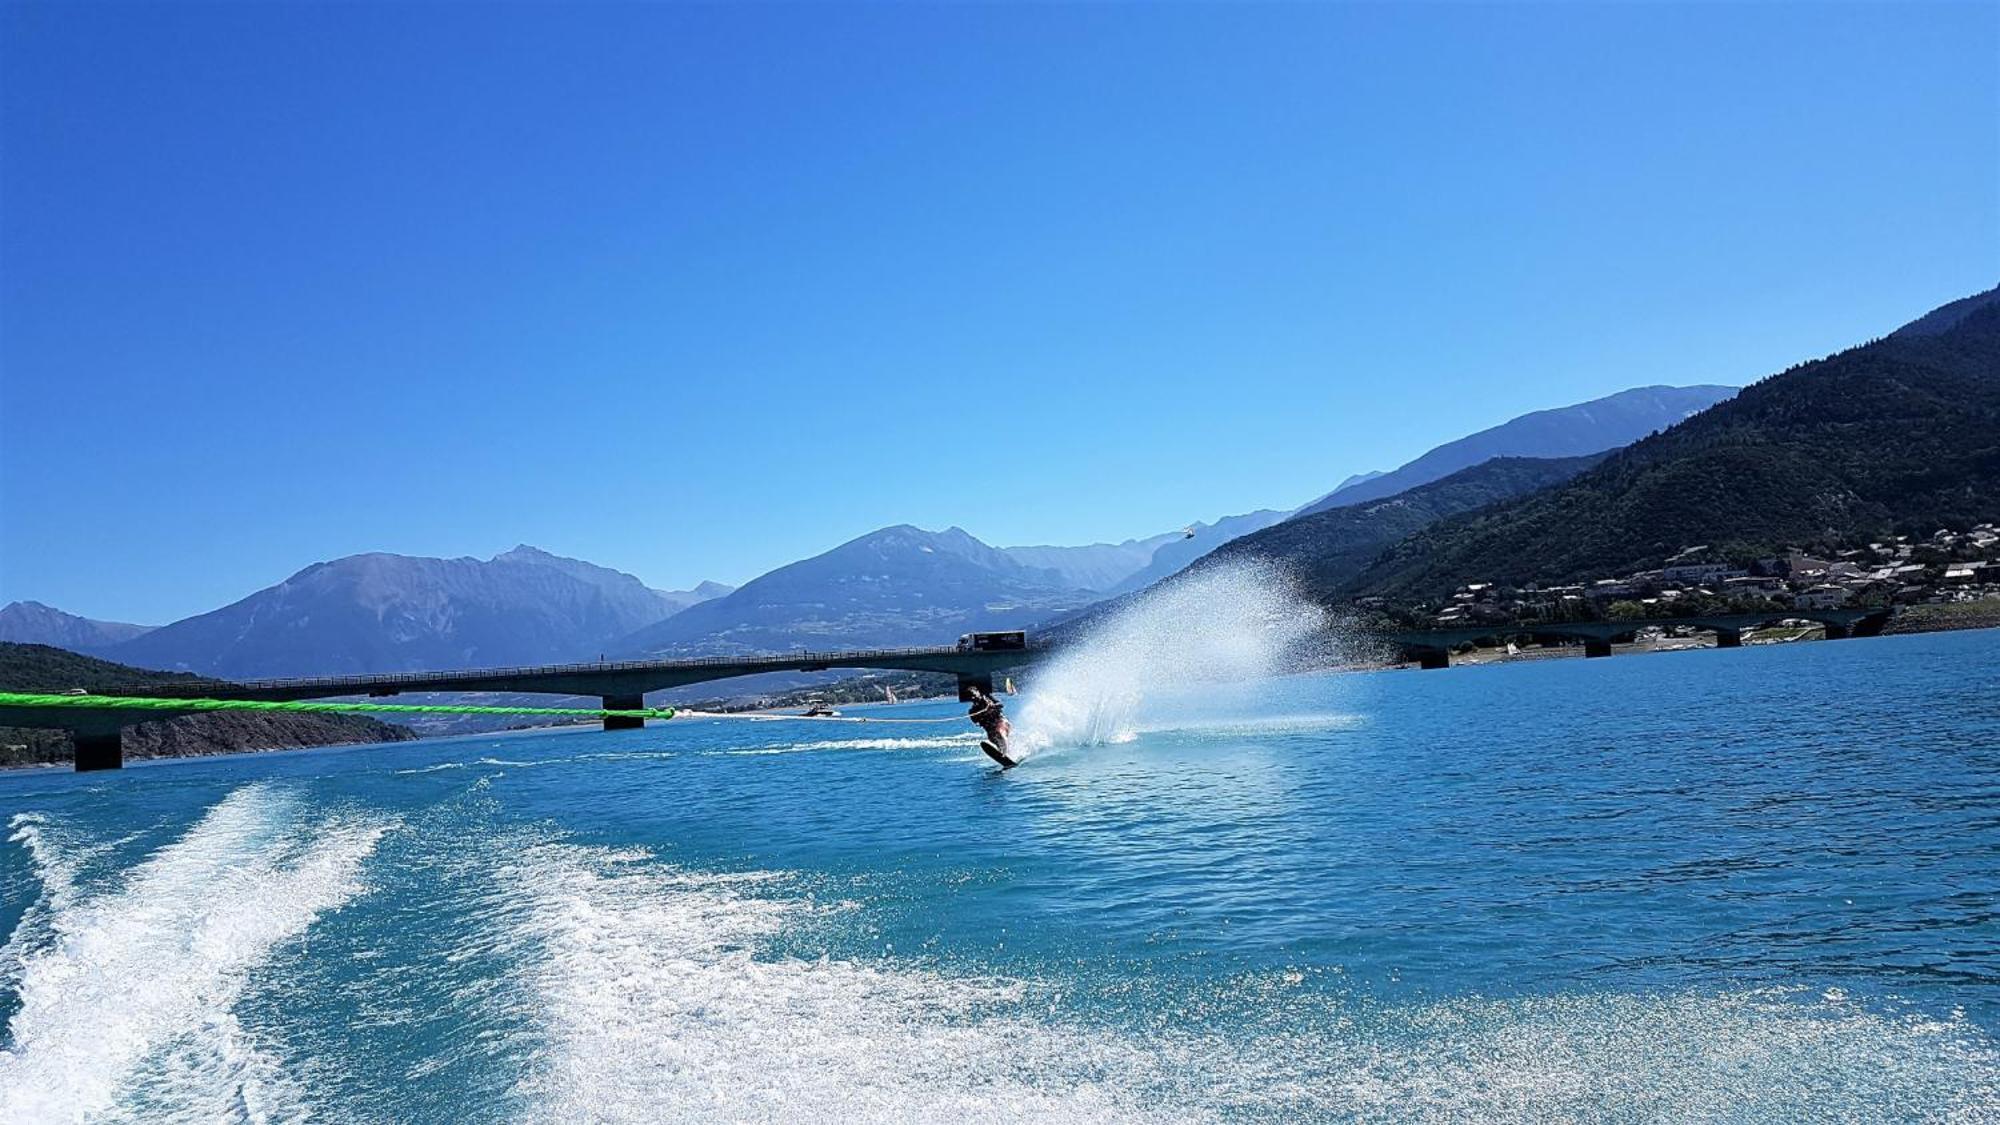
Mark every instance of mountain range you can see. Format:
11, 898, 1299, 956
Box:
618, 525, 1100, 656
0, 601, 156, 652
1336, 287, 2000, 598
1193, 453, 1613, 600
0, 371, 1763, 676
1293, 384, 1738, 517
1103, 511, 1289, 595
104, 547, 731, 678
999, 533, 1184, 592
22, 282, 1990, 681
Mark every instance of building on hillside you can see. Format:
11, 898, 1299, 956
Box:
1660, 562, 1744, 584
1725, 575, 1786, 593
1794, 585, 1851, 610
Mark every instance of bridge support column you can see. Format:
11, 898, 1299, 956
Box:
602, 694, 646, 731
1583, 638, 1614, 659
74, 730, 123, 772
1714, 629, 1742, 648
1416, 649, 1449, 670
1821, 622, 1851, 640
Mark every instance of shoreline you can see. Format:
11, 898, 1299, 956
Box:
7, 611, 1996, 772
1396, 602, 2000, 671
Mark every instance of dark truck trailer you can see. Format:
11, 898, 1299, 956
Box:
957, 631, 1027, 653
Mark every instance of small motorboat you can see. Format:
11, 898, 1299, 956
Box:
802, 699, 840, 718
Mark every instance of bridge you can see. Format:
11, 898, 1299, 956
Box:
3, 643, 1042, 772
1388, 607, 1892, 669
5, 609, 1903, 771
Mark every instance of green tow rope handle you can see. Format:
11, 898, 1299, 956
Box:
0, 691, 675, 722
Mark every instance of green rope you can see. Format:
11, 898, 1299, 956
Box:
0, 692, 674, 721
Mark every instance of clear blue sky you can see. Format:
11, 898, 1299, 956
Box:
3, 2, 1994, 624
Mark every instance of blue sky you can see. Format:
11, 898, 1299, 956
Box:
3, 2, 1994, 624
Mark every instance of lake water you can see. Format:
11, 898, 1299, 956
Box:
0, 628, 1996, 1122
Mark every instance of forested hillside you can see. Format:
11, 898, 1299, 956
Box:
1345, 293, 2000, 598
0, 643, 415, 767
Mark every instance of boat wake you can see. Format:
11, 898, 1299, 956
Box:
0, 784, 390, 1123
468, 839, 2000, 1123
0, 801, 1993, 1121
491, 841, 1177, 1123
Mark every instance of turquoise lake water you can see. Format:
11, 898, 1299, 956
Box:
0, 628, 1996, 1122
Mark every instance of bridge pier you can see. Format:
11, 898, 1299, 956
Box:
602, 694, 646, 731
1714, 629, 1742, 648
1583, 638, 1614, 659
74, 730, 124, 772
1415, 649, 1450, 670
1822, 622, 1851, 640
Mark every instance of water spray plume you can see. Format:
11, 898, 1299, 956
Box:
1010, 560, 1338, 759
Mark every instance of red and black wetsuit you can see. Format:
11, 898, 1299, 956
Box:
968, 691, 1013, 763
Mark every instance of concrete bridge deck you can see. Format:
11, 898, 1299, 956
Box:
1388, 607, 1892, 668
4, 643, 1043, 772
5, 609, 1904, 771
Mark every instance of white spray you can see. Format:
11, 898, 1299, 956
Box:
1009, 559, 1337, 759
0, 785, 390, 1123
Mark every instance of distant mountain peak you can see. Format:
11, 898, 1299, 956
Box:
1342, 289, 2000, 598
616, 523, 1092, 657
490, 543, 729, 603
0, 600, 157, 652
105, 545, 729, 677
1293, 384, 1740, 519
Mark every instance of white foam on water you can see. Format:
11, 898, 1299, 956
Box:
396, 750, 679, 775
1122, 712, 1367, 741
1202, 987, 2000, 1122
478, 842, 1999, 1123
569, 750, 677, 763
0, 784, 391, 1123
1012, 560, 1339, 760
0, 814, 94, 1005
496, 842, 1188, 1124
716, 734, 981, 757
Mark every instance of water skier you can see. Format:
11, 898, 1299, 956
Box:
966, 686, 1016, 769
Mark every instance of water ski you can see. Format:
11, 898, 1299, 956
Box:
980, 739, 1018, 770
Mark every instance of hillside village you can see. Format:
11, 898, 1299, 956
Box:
1402, 523, 2000, 629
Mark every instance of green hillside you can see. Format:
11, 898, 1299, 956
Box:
1195, 453, 1611, 600
1344, 293, 2000, 599
0, 642, 207, 693
0, 642, 415, 767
